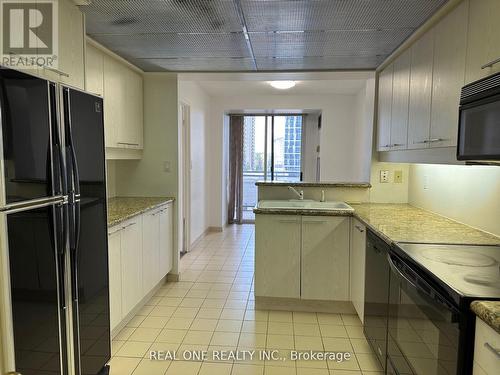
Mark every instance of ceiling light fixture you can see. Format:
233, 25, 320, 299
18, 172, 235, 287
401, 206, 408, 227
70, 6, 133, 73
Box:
269, 81, 296, 90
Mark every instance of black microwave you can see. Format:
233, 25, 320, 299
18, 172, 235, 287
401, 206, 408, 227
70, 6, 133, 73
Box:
457, 72, 500, 162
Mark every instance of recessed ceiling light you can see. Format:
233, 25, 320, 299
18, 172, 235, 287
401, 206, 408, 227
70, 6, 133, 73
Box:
269, 81, 296, 90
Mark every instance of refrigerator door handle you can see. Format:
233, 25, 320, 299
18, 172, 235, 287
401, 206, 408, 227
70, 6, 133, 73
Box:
62, 87, 81, 252
48, 82, 67, 197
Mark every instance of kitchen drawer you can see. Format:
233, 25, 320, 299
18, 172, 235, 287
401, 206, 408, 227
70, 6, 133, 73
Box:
474, 318, 500, 375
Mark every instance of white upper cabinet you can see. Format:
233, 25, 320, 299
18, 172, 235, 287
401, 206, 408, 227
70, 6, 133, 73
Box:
465, 0, 500, 83
57, 0, 85, 89
430, 0, 468, 148
407, 30, 434, 149
390, 49, 411, 150
87, 41, 144, 154
377, 64, 394, 151
85, 44, 104, 96
103, 54, 123, 148
33, 0, 85, 89
118, 69, 144, 148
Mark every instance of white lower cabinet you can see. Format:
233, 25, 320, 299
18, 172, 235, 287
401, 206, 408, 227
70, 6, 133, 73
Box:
301, 217, 350, 301
255, 214, 350, 301
350, 219, 366, 323
159, 204, 173, 277
142, 209, 161, 294
120, 216, 143, 318
108, 202, 174, 331
473, 318, 500, 375
255, 215, 301, 299
108, 229, 122, 331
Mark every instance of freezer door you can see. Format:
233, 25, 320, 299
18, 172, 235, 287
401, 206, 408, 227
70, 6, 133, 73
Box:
0, 68, 63, 209
62, 87, 110, 375
0, 201, 68, 375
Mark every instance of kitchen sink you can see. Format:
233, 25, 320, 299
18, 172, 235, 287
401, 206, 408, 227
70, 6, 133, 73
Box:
257, 200, 354, 212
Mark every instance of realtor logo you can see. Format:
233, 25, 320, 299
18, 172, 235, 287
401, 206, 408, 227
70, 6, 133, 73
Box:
1, 0, 58, 69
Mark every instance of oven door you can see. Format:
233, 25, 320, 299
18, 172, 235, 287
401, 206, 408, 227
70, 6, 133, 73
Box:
387, 252, 460, 375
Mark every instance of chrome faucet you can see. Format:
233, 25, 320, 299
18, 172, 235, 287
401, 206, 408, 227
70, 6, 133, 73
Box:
288, 186, 304, 200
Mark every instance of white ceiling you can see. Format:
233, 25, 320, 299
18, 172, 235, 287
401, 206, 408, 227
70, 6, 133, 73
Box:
182, 71, 374, 96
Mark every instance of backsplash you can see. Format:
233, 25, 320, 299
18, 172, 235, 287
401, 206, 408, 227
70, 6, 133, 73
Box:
409, 164, 500, 237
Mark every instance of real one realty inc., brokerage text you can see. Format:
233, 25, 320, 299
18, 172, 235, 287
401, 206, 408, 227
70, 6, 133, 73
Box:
150, 349, 352, 362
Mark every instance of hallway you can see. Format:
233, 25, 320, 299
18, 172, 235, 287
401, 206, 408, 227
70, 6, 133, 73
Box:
109, 224, 382, 375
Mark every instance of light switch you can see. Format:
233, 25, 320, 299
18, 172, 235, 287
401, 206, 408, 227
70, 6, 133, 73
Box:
163, 161, 171, 173
380, 170, 389, 183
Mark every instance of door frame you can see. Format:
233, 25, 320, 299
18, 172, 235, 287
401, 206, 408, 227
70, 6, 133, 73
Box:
180, 103, 191, 254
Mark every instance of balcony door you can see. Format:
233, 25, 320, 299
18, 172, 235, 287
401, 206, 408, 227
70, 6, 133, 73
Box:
242, 114, 303, 222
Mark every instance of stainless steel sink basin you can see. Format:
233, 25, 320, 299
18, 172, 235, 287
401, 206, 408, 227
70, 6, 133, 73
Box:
257, 200, 354, 212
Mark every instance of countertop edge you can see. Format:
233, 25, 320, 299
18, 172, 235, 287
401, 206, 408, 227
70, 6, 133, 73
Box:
471, 301, 500, 334
252, 208, 396, 245
108, 198, 174, 227
255, 181, 371, 188
253, 208, 356, 216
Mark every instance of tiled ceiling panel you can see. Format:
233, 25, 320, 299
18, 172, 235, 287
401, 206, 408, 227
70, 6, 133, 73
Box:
81, 0, 450, 71
250, 29, 414, 58
92, 33, 250, 59
130, 57, 256, 71
241, 0, 448, 32
256, 56, 387, 71
83, 0, 242, 33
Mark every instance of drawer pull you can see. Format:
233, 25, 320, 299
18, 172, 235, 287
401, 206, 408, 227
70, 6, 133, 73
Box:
355, 225, 364, 233
484, 342, 500, 358
481, 57, 500, 70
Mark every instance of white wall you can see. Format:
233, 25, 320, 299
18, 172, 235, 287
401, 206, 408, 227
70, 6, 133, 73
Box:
208, 89, 375, 228
409, 164, 500, 236
114, 73, 181, 273
353, 79, 376, 182
178, 81, 211, 244
369, 162, 410, 203
303, 113, 320, 181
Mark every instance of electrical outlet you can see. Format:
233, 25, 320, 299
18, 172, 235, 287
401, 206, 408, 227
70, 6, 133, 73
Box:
380, 170, 389, 183
394, 170, 403, 183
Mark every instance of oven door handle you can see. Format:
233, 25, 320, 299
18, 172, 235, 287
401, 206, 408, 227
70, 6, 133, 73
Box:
387, 253, 418, 290
388, 253, 457, 312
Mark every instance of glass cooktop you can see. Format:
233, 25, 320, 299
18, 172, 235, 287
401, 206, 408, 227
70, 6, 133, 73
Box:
395, 243, 500, 299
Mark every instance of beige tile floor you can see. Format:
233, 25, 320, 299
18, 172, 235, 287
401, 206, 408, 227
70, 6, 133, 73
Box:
109, 224, 383, 375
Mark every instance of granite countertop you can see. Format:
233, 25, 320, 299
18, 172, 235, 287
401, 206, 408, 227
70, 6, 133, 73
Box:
350, 203, 500, 246
108, 197, 174, 227
255, 202, 500, 246
471, 301, 500, 334
255, 181, 371, 188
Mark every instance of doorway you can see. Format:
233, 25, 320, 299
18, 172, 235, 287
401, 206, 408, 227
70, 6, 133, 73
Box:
241, 114, 304, 222
181, 103, 191, 255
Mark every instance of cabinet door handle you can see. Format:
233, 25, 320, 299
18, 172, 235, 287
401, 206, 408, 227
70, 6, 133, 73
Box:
355, 225, 365, 233
424, 138, 446, 143
303, 220, 327, 224
481, 57, 500, 69
117, 142, 140, 146
277, 219, 299, 223
42, 66, 70, 77
123, 222, 137, 229
484, 342, 500, 358
413, 140, 428, 144
108, 226, 123, 234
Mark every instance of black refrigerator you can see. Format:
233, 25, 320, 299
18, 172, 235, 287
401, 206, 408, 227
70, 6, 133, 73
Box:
0, 67, 110, 375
